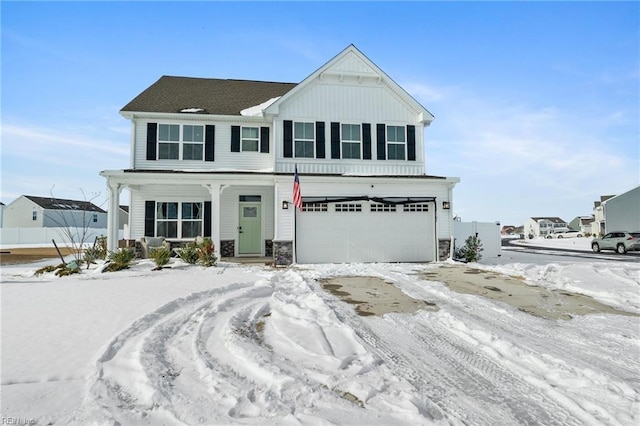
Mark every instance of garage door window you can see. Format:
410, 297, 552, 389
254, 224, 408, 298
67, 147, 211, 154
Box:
335, 203, 362, 212
302, 202, 328, 212
404, 203, 430, 212
371, 203, 396, 212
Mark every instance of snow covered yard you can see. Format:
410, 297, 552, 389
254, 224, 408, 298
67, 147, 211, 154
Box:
1, 254, 639, 425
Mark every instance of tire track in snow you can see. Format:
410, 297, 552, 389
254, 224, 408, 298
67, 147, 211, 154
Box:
307, 265, 618, 425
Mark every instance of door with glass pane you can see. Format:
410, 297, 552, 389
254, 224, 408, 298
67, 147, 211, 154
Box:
238, 202, 261, 254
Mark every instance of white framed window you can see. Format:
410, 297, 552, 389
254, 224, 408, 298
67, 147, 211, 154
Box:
241, 127, 259, 152
183, 125, 204, 160
181, 202, 203, 238
158, 124, 204, 160
341, 124, 361, 159
32, 210, 37, 221
158, 124, 180, 160
155, 202, 203, 239
294, 122, 314, 158
387, 126, 406, 160
92, 213, 98, 223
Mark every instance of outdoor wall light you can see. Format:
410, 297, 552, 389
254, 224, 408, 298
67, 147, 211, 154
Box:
442, 201, 451, 209
282, 200, 289, 210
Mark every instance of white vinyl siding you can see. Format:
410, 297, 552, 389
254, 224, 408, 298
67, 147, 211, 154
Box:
133, 120, 273, 171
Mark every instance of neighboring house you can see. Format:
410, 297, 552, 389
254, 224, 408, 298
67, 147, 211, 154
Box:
600, 185, 640, 233
591, 195, 615, 236
2, 195, 107, 229
524, 217, 568, 238
568, 216, 594, 235
501, 225, 517, 235
0, 202, 4, 227
101, 45, 459, 264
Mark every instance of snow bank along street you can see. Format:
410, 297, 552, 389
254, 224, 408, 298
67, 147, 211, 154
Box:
1, 254, 639, 425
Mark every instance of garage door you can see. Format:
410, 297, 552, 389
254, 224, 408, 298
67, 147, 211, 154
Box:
296, 200, 435, 263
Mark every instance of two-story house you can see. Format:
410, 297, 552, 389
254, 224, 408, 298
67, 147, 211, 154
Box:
100, 45, 460, 264
525, 217, 568, 238
3, 195, 107, 229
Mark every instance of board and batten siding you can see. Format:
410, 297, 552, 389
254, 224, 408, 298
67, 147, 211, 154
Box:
273, 79, 427, 175
132, 118, 274, 172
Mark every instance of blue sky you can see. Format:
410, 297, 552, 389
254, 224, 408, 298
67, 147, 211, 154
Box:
2, 1, 638, 226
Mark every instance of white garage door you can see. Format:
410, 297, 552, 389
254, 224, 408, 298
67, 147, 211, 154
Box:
296, 200, 435, 263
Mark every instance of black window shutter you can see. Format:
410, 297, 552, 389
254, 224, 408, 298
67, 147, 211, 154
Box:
231, 126, 241, 152
205, 125, 215, 161
204, 201, 212, 237
283, 120, 293, 158
315, 122, 325, 159
376, 124, 386, 160
407, 125, 416, 161
260, 127, 270, 153
146, 123, 157, 161
362, 123, 372, 160
144, 201, 155, 236
330, 122, 341, 159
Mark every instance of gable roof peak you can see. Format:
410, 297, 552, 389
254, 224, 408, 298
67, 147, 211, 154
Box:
265, 44, 434, 123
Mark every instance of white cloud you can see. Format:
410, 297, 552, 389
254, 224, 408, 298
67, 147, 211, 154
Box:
1, 122, 129, 204
418, 89, 638, 224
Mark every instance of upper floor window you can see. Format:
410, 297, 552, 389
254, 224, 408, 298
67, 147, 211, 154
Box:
294, 122, 314, 158
92, 213, 98, 223
341, 124, 361, 159
157, 124, 204, 160
183, 125, 204, 160
242, 127, 259, 152
32, 210, 37, 221
387, 126, 406, 160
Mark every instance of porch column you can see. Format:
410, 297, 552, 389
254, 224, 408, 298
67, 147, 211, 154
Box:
203, 183, 221, 257
106, 180, 123, 252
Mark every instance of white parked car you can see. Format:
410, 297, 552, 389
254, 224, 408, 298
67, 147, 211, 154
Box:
555, 230, 583, 239
545, 230, 581, 239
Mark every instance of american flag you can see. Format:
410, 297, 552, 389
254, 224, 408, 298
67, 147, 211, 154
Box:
293, 166, 302, 211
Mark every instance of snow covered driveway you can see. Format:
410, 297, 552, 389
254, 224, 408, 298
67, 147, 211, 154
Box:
1, 258, 639, 425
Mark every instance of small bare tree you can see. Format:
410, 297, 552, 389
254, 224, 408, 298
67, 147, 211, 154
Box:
48, 187, 105, 265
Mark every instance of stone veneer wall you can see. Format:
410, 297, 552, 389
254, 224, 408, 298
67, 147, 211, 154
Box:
265, 239, 273, 257
220, 240, 235, 257
438, 239, 451, 260
273, 240, 293, 266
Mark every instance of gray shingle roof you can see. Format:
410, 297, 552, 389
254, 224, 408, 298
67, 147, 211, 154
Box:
25, 195, 106, 213
531, 217, 566, 223
121, 76, 298, 115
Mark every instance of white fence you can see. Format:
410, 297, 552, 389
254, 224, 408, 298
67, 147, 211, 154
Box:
0, 227, 124, 248
453, 221, 502, 258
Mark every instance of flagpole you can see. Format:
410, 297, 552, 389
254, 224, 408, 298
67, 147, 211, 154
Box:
293, 164, 298, 264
